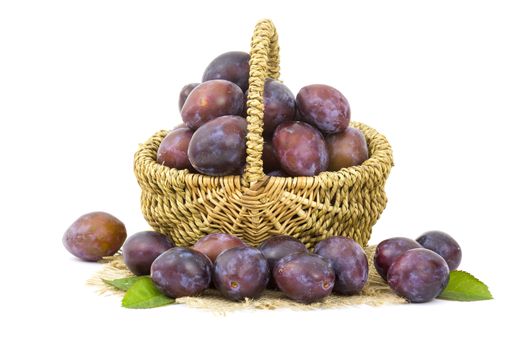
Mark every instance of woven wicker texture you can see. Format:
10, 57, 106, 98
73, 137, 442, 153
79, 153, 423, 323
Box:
133, 19, 394, 248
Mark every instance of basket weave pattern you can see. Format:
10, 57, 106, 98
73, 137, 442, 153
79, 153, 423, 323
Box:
133, 20, 393, 248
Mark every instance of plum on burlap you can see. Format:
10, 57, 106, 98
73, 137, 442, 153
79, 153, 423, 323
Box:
87, 245, 406, 313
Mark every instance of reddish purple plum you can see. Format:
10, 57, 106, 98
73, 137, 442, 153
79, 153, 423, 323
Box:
122, 231, 174, 276
188, 115, 247, 176
150, 247, 212, 298
213, 247, 269, 301
262, 141, 280, 173
314, 237, 368, 295
178, 83, 199, 111
262, 79, 295, 136
273, 252, 335, 303
374, 237, 422, 281
202, 51, 250, 92
296, 84, 350, 134
272, 121, 328, 176
181, 80, 244, 130
192, 233, 247, 262
157, 127, 194, 170
387, 248, 450, 303
258, 235, 307, 288
267, 170, 288, 177
416, 230, 462, 271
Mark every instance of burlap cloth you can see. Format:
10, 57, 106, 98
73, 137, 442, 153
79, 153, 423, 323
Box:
87, 245, 406, 312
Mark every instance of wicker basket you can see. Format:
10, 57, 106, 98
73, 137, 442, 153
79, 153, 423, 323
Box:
133, 19, 393, 249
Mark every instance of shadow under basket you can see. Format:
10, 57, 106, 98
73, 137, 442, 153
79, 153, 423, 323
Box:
133, 20, 394, 249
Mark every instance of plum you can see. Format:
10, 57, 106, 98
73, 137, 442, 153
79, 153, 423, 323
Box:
262, 79, 295, 136
262, 141, 280, 173
150, 247, 212, 298
188, 115, 247, 176
267, 170, 288, 177
325, 126, 368, 171
272, 121, 328, 176
202, 51, 250, 92
416, 230, 462, 271
258, 235, 307, 288
63, 212, 127, 262
296, 84, 350, 134
181, 80, 244, 130
122, 231, 174, 276
192, 233, 246, 262
387, 248, 450, 303
374, 237, 422, 281
314, 236, 368, 295
157, 127, 194, 170
273, 252, 335, 303
178, 83, 199, 111
213, 247, 269, 301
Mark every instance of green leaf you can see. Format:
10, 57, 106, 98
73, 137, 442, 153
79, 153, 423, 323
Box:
102, 276, 148, 291
438, 270, 493, 301
121, 277, 175, 309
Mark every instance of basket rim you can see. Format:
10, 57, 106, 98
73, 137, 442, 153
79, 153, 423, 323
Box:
134, 120, 393, 191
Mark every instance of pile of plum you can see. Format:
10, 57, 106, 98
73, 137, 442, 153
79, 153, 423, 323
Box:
63, 50, 463, 305
157, 51, 368, 177
63, 211, 461, 304
374, 233, 461, 303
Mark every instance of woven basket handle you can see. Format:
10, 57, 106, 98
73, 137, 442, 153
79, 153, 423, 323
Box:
243, 19, 280, 187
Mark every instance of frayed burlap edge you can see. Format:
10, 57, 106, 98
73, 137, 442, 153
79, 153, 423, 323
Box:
87, 245, 406, 313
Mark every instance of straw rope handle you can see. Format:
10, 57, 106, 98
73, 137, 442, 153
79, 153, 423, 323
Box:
243, 19, 280, 187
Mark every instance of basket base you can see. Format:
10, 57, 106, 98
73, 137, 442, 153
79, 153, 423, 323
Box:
135, 121, 393, 248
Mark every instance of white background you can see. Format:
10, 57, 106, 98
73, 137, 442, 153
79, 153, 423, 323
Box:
1, 0, 523, 349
